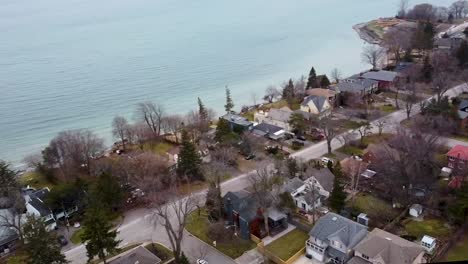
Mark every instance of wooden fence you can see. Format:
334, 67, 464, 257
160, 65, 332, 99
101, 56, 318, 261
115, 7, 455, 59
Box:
251, 234, 306, 264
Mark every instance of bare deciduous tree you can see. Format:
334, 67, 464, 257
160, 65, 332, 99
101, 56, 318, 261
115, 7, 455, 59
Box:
330, 68, 342, 83
375, 119, 387, 136
356, 122, 372, 144
162, 114, 184, 143
397, 0, 410, 17
317, 117, 340, 154
147, 181, 199, 263
263, 86, 280, 103
135, 102, 165, 137
404, 83, 418, 120
112, 116, 130, 151
382, 28, 412, 65
361, 45, 385, 70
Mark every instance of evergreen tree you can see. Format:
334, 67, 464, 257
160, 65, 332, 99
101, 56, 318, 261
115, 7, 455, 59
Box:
288, 112, 307, 136
22, 215, 67, 264
329, 163, 346, 213
0, 160, 18, 198
421, 56, 433, 82
214, 118, 233, 143
224, 87, 234, 113
90, 173, 123, 211
306, 67, 317, 89
179, 252, 190, 264
198, 97, 208, 123
177, 130, 203, 181
326, 160, 333, 172
449, 183, 468, 225
319, 75, 331, 88
456, 40, 468, 67
285, 157, 299, 178
81, 204, 121, 264
282, 79, 295, 105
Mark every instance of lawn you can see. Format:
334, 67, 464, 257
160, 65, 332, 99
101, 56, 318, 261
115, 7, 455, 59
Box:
445, 234, 468, 262
70, 228, 84, 244
186, 208, 256, 259
336, 145, 364, 156
145, 243, 174, 263
20, 171, 56, 189
143, 142, 173, 155
342, 120, 363, 130
349, 193, 398, 226
379, 105, 397, 113
265, 229, 308, 261
404, 219, 451, 239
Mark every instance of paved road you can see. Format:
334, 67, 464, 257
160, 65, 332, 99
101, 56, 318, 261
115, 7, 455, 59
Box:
64, 83, 468, 264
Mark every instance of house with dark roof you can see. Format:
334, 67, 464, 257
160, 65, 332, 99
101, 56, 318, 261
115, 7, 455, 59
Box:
252, 122, 285, 141
25, 188, 57, 231
447, 145, 468, 173
220, 113, 253, 132
300, 95, 332, 118
330, 77, 378, 95
223, 191, 287, 239
458, 99, 468, 132
109, 245, 161, 264
361, 70, 398, 90
349, 228, 425, 264
281, 178, 323, 212
304, 168, 335, 198
306, 213, 368, 264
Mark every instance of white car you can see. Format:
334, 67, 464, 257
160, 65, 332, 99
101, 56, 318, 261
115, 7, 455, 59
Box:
197, 260, 208, 264
321, 157, 333, 165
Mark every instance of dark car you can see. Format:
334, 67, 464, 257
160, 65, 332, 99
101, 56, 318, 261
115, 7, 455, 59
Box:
57, 235, 68, 246
296, 135, 306, 141
245, 154, 256, 160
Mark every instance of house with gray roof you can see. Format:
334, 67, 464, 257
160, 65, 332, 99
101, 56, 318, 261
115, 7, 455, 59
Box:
109, 245, 161, 264
306, 213, 368, 264
330, 77, 378, 95
220, 113, 253, 132
254, 107, 294, 132
304, 168, 335, 198
361, 70, 398, 90
349, 228, 425, 264
300, 95, 332, 118
25, 188, 57, 231
252, 122, 285, 140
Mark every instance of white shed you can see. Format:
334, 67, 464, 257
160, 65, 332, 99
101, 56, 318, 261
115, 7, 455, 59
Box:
409, 204, 423, 218
421, 235, 436, 253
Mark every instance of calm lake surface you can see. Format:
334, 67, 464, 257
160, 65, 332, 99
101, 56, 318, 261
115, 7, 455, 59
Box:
0, 0, 451, 165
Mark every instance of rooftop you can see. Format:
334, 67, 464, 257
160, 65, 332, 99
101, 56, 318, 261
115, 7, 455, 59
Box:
362, 70, 398, 82
458, 99, 468, 119
354, 228, 424, 264
109, 246, 161, 264
305, 88, 336, 98
447, 145, 468, 160
221, 113, 252, 127
301, 95, 329, 112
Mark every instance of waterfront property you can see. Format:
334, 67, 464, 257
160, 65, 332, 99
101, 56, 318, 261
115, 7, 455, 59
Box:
220, 113, 254, 132
300, 95, 332, 118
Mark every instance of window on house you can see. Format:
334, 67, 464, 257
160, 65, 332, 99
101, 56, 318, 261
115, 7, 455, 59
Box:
362, 254, 369, 260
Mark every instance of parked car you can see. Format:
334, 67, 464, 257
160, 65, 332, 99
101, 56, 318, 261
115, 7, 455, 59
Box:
197, 260, 208, 264
321, 157, 334, 166
57, 235, 68, 246
296, 135, 306, 141
245, 154, 256, 160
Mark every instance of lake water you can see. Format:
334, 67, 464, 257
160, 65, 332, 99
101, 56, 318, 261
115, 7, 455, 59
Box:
0, 0, 451, 166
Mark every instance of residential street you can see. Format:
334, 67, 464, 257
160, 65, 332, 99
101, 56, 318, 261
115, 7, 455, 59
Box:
64, 83, 468, 264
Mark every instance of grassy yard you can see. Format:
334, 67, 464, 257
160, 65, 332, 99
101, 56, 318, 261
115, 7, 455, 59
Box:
342, 120, 363, 130
404, 218, 451, 239
145, 243, 174, 263
349, 193, 397, 225
143, 142, 173, 155
265, 229, 308, 261
70, 228, 84, 244
336, 145, 364, 156
20, 171, 56, 189
185, 208, 256, 259
445, 234, 468, 262
379, 105, 397, 113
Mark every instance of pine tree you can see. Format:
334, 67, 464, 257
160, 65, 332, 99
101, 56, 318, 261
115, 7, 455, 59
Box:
457, 40, 468, 68
329, 163, 346, 213
215, 118, 233, 143
306, 67, 317, 89
282, 79, 295, 105
90, 173, 123, 211
177, 130, 203, 181
205, 181, 223, 220
179, 252, 190, 264
224, 87, 234, 113
198, 97, 208, 123
81, 204, 121, 264
22, 215, 67, 264
319, 75, 331, 88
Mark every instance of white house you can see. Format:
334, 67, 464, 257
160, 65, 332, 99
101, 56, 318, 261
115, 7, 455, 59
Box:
306, 213, 368, 263
25, 188, 57, 231
421, 235, 436, 253
300, 95, 332, 118
303, 168, 335, 198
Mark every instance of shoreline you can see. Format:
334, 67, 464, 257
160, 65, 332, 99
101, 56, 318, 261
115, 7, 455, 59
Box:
352, 22, 380, 45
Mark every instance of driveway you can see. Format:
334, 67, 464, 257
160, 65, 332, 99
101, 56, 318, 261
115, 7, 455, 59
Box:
64, 83, 468, 264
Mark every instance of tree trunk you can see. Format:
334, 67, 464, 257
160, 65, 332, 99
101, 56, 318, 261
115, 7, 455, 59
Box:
263, 213, 269, 237
327, 139, 332, 154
